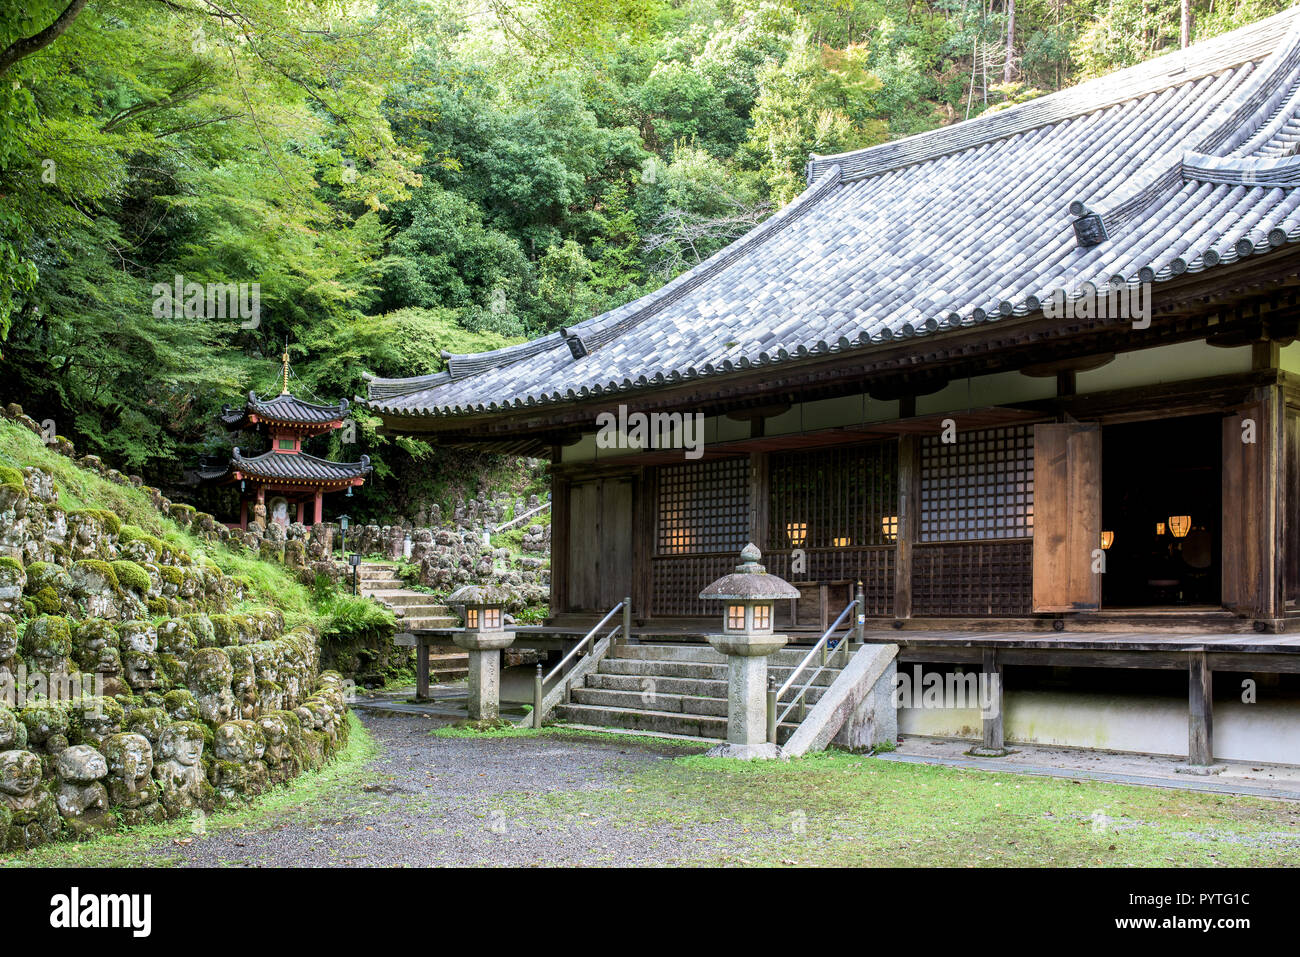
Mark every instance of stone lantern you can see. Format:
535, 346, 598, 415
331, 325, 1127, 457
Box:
447, 583, 516, 721
699, 543, 800, 759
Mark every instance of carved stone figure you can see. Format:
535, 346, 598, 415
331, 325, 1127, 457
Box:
226, 646, 258, 719
0, 613, 17, 679
154, 722, 213, 816
20, 615, 73, 676
257, 712, 300, 785
117, 620, 158, 655
54, 745, 111, 838
71, 697, 124, 752
105, 733, 164, 825
212, 720, 268, 801
18, 703, 71, 772
122, 649, 161, 692
0, 749, 59, 851
162, 689, 201, 724
189, 649, 235, 725
0, 705, 27, 751
71, 619, 117, 673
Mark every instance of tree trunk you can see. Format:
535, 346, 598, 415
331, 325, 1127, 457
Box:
1003, 0, 1016, 84
0, 0, 89, 76
1181, 0, 1192, 49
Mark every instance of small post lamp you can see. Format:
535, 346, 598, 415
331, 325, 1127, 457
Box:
446, 583, 516, 721
338, 514, 350, 556
349, 552, 361, 596
699, 543, 800, 759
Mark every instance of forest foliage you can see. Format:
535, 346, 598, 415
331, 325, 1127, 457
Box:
0, 0, 1288, 518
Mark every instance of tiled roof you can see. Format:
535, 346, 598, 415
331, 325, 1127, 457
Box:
223, 449, 371, 484
366, 9, 1300, 420
221, 391, 349, 427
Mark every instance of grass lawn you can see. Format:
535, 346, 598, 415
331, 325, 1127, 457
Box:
8, 719, 1299, 867
490, 739, 1300, 867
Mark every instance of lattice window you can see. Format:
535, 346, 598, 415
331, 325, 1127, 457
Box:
912, 542, 1033, 616
919, 425, 1034, 542
651, 554, 739, 616
656, 457, 750, 555
769, 443, 898, 548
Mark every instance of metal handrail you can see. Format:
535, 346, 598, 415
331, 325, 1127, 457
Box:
769, 583, 865, 742
493, 500, 551, 534
543, 601, 623, 685
772, 603, 854, 730
532, 598, 630, 728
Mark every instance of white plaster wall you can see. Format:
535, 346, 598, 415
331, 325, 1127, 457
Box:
917, 370, 1055, 416
900, 689, 1300, 764
1076, 341, 1251, 394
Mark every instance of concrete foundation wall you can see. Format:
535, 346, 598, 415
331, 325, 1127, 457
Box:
900, 689, 1300, 765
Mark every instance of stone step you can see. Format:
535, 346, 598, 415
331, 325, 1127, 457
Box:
404, 617, 459, 630
614, 644, 725, 664
616, 643, 842, 669
581, 672, 831, 707
360, 578, 405, 590
390, 604, 453, 619
554, 703, 728, 739
554, 702, 801, 744
570, 686, 728, 717
599, 658, 726, 680
597, 656, 844, 687
367, 590, 438, 607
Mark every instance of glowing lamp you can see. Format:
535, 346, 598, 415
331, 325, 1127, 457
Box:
1168, 515, 1192, 539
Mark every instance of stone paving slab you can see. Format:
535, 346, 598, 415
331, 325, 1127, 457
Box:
885, 736, 1300, 801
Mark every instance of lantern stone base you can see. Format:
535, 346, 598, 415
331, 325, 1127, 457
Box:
704, 633, 788, 759
705, 741, 783, 760
452, 631, 515, 721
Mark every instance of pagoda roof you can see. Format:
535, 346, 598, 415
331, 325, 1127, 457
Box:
364, 9, 1300, 425
221, 391, 350, 429
204, 448, 371, 486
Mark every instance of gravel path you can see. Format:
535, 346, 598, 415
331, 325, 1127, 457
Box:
152, 713, 743, 867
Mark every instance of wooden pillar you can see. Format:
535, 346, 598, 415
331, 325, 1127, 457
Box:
240, 499, 248, 530
749, 452, 769, 550
1261, 384, 1285, 621
632, 467, 656, 620
549, 449, 570, 615
313, 490, 323, 526
977, 648, 1008, 755
1188, 651, 1214, 766
893, 435, 919, 619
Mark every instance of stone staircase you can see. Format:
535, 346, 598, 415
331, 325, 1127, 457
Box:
555, 642, 847, 744
357, 562, 468, 682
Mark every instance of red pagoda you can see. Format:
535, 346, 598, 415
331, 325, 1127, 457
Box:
202, 352, 371, 528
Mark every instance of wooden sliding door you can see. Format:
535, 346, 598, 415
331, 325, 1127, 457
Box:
567, 476, 635, 612
1031, 422, 1101, 613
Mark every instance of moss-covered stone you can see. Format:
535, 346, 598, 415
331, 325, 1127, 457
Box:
29, 586, 60, 615
20, 615, 72, 665
109, 560, 150, 595
68, 509, 122, 536
70, 559, 120, 593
